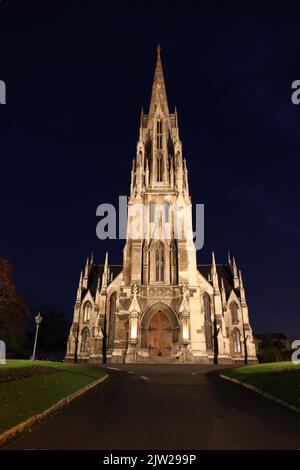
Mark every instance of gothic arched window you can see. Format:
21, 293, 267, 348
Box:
233, 328, 241, 353
80, 327, 90, 353
155, 242, 164, 283
83, 301, 92, 322
156, 119, 163, 149
230, 302, 239, 324
157, 153, 163, 182
203, 293, 213, 351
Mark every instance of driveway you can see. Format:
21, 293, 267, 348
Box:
4, 364, 299, 450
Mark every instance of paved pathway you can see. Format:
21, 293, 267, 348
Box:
5, 364, 300, 449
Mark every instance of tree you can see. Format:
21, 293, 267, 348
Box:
0, 257, 29, 352
259, 336, 286, 363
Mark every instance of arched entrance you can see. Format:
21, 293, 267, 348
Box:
148, 311, 172, 357
140, 302, 180, 358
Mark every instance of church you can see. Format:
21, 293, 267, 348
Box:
65, 47, 257, 364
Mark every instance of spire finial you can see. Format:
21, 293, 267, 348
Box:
157, 44, 161, 54
149, 44, 169, 117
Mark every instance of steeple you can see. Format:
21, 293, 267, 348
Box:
149, 45, 169, 118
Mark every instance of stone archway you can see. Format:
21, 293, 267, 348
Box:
141, 302, 180, 358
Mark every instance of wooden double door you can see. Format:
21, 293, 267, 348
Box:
148, 310, 172, 357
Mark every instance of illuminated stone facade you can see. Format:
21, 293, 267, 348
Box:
65, 48, 257, 364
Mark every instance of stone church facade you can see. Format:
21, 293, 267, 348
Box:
65, 47, 257, 364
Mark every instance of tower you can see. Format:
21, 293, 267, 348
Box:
123, 45, 197, 289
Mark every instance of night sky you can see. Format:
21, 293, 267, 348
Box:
0, 1, 299, 339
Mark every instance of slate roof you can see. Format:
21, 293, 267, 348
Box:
197, 263, 235, 297
82, 264, 123, 300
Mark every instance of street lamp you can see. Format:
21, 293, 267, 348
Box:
32, 312, 43, 360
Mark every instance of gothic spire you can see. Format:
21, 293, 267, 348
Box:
149, 45, 169, 118
84, 257, 89, 277
221, 277, 226, 308
232, 256, 239, 289
211, 251, 220, 295
104, 251, 108, 271
239, 269, 243, 290
101, 251, 109, 290
95, 274, 101, 305
239, 269, 246, 305
139, 108, 144, 135
82, 257, 89, 289
212, 250, 217, 274
76, 270, 83, 301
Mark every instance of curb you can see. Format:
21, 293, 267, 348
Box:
0, 373, 108, 447
220, 373, 300, 414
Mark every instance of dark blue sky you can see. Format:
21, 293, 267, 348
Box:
0, 1, 299, 338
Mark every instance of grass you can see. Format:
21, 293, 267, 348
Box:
223, 362, 300, 409
0, 360, 106, 434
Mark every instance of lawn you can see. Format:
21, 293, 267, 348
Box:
0, 360, 106, 434
222, 362, 300, 409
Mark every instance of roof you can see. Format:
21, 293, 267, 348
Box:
82, 264, 123, 300
197, 263, 235, 296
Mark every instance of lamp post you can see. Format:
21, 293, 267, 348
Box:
72, 322, 80, 364
32, 313, 43, 360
